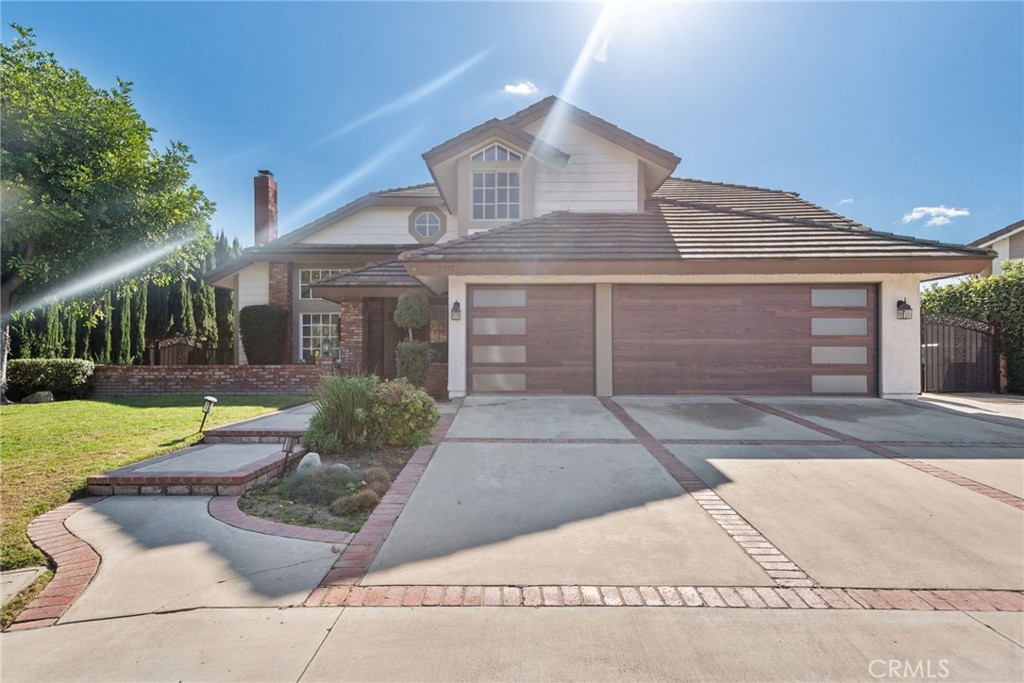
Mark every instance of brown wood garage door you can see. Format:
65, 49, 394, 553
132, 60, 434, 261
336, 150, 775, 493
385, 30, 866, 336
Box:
613, 284, 877, 396
468, 285, 594, 394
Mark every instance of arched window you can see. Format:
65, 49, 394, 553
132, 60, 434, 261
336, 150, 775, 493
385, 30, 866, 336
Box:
471, 143, 522, 162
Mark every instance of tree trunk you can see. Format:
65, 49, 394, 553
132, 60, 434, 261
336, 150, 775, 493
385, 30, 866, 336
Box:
0, 286, 16, 404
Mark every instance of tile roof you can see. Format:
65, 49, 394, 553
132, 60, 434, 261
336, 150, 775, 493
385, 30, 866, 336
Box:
312, 260, 422, 289
401, 199, 990, 264
654, 178, 866, 230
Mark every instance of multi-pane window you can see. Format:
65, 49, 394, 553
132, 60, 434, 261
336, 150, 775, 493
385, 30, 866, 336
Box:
413, 211, 441, 239
471, 144, 522, 162
300, 313, 339, 361
472, 171, 521, 220
300, 269, 343, 299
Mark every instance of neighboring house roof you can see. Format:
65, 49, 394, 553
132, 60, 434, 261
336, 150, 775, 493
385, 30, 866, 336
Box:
400, 193, 992, 277
969, 218, 1024, 248
502, 96, 681, 171
204, 244, 416, 286
310, 260, 426, 301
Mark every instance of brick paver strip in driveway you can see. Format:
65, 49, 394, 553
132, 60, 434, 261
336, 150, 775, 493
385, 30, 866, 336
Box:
600, 397, 817, 588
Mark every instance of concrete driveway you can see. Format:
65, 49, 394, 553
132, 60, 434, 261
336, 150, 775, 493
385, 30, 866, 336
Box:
365, 395, 1023, 593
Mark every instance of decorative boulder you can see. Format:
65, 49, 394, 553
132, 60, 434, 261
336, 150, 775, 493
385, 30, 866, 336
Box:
21, 391, 54, 404
297, 452, 322, 472
326, 463, 352, 475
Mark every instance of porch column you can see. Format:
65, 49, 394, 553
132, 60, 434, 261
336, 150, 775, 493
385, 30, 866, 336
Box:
268, 262, 293, 363
879, 274, 922, 399
338, 297, 364, 373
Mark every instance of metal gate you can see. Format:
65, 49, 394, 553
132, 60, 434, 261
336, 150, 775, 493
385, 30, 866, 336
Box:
921, 314, 998, 393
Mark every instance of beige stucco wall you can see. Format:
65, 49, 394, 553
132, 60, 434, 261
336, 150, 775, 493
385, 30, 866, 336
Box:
447, 272, 928, 399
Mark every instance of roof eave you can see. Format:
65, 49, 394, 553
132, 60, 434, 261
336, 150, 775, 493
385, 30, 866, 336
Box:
402, 255, 994, 278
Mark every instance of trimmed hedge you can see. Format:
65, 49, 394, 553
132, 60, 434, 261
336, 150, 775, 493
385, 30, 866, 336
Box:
392, 291, 428, 340
239, 305, 289, 365
6, 358, 95, 401
395, 341, 430, 388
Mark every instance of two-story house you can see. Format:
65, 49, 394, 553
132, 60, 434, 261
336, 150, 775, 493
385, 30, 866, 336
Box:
206, 96, 992, 399
969, 219, 1024, 276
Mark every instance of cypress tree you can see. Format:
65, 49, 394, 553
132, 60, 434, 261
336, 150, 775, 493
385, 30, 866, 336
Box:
114, 291, 132, 365
43, 302, 64, 357
132, 283, 147, 363
94, 292, 113, 364
65, 307, 77, 359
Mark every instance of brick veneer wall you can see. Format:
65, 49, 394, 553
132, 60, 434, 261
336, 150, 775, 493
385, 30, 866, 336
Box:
338, 298, 364, 372
268, 262, 293, 362
425, 362, 448, 400
92, 365, 335, 396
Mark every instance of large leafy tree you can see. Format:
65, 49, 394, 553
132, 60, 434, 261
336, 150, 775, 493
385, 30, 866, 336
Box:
0, 26, 213, 395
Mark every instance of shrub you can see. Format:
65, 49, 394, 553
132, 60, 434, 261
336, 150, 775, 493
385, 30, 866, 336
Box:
368, 379, 438, 447
303, 373, 379, 451
364, 466, 391, 495
6, 358, 95, 401
392, 291, 428, 340
395, 340, 430, 387
329, 488, 379, 516
277, 465, 364, 505
239, 305, 289, 364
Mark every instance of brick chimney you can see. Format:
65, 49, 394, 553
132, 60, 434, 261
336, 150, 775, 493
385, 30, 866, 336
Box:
254, 170, 278, 245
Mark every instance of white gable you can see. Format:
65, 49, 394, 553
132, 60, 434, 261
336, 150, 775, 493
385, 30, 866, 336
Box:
297, 206, 458, 245
522, 118, 642, 214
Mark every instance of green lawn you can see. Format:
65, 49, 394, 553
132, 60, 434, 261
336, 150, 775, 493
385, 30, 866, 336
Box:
0, 394, 308, 570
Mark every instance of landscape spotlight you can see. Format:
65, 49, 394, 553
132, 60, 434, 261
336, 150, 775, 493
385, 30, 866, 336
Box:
199, 395, 218, 432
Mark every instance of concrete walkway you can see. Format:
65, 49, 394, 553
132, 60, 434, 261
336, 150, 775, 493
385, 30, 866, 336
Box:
3, 606, 1021, 682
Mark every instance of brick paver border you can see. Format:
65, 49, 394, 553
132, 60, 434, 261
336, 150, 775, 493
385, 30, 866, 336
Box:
599, 398, 818, 588
306, 401, 462, 607
301, 583, 1023, 611
735, 398, 1024, 510
6, 498, 104, 632
208, 496, 355, 544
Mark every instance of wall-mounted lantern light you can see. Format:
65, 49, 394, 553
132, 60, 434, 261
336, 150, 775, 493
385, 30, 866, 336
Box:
450, 300, 462, 321
199, 395, 218, 432
896, 299, 913, 320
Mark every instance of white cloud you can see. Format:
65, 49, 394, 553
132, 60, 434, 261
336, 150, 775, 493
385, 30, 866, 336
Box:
503, 81, 539, 96
838, 198, 855, 205
901, 205, 970, 227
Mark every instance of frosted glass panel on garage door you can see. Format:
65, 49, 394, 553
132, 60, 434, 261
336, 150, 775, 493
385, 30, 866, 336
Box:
473, 318, 526, 335
811, 289, 868, 307
472, 289, 526, 307
811, 318, 868, 336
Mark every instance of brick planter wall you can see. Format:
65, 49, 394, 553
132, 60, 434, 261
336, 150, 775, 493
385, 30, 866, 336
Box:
91, 364, 336, 396
425, 362, 448, 400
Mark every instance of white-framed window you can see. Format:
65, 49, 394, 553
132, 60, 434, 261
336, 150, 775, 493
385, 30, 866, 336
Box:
300, 312, 339, 361
413, 211, 441, 238
299, 269, 343, 299
471, 143, 522, 162
472, 171, 521, 220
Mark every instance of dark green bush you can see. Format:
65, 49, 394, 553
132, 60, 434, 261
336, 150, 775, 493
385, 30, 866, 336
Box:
303, 374, 379, 451
368, 379, 438, 447
395, 340, 430, 387
239, 305, 289, 364
6, 358, 95, 401
392, 291, 428, 340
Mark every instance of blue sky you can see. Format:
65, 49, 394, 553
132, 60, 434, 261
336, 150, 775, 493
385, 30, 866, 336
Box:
4, 1, 1022, 248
